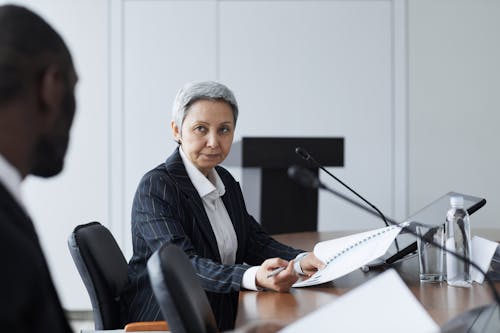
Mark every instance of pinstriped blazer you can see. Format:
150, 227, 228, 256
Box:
0, 183, 72, 332
122, 148, 302, 330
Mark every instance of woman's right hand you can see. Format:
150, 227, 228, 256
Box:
255, 258, 299, 292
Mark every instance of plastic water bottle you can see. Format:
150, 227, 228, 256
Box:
445, 195, 472, 287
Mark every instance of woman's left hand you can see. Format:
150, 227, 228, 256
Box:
299, 252, 325, 277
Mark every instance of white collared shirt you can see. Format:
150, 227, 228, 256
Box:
179, 147, 306, 290
0, 153, 23, 206
179, 147, 238, 265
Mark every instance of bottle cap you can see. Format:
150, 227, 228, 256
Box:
450, 195, 464, 208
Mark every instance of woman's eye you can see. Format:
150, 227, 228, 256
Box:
219, 127, 231, 134
194, 126, 207, 133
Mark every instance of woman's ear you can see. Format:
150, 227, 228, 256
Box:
171, 120, 181, 144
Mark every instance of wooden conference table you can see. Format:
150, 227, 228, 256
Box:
234, 229, 500, 329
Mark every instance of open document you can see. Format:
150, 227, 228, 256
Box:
293, 224, 405, 287
281, 269, 439, 332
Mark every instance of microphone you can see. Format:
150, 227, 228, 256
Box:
287, 166, 398, 224
287, 166, 500, 312
287, 165, 324, 190
295, 147, 390, 228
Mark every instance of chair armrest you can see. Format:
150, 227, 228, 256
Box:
124, 320, 169, 332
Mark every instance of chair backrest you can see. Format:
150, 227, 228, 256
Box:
147, 243, 218, 333
68, 221, 128, 330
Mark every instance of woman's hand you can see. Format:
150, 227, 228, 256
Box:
299, 252, 325, 277
255, 258, 298, 292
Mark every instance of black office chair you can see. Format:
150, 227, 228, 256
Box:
147, 243, 218, 333
68, 221, 168, 332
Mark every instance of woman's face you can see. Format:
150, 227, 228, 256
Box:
172, 99, 235, 176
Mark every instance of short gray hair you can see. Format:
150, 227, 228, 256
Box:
172, 81, 239, 130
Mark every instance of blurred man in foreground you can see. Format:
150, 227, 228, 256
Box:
0, 4, 78, 332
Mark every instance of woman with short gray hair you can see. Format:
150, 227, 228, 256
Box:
172, 81, 239, 131
124, 81, 324, 331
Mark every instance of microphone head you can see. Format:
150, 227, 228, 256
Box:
295, 147, 311, 161
287, 165, 321, 189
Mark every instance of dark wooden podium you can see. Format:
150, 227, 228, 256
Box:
227, 137, 344, 234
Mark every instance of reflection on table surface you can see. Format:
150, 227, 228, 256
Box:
235, 230, 500, 330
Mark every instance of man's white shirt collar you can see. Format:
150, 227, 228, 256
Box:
0, 153, 23, 205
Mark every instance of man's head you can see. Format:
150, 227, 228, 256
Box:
0, 5, 77, 178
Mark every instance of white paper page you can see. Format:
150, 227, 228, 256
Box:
280, 269, 439, 333
471, 236, 499, 283
293, 225, 402, 287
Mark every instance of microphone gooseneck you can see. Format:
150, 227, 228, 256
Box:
295, 147, 390, 228
291, 148, 500, 309
288, 165, 398, 224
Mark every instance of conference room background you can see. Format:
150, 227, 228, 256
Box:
4, 0, 499, 312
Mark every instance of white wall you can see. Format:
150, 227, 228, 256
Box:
408, 0, 500, 227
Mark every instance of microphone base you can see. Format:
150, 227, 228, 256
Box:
363, 258, 389, 270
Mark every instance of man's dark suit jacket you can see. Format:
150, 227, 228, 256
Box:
0, 183, 72, 333
123, 148, 302, 330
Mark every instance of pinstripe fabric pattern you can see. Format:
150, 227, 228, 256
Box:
0, 183, 72, 332
122, 148, 302, 330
